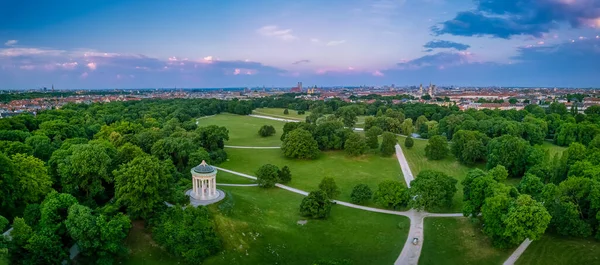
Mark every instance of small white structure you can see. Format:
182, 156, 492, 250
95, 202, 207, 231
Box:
191, 160, 218, 200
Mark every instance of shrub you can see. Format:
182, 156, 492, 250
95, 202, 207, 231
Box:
344, 133, 367, 156
373, 180, 409, 209
256, 164, 280, 188
299, 190, 332, 219
380, 132, 397, 156
404, 136, 414, 149
284, 109, 289, 115
258, 125, 276, 137
278, 166, 292, 183
350, 184, 372, 204
319, 177, 340, 198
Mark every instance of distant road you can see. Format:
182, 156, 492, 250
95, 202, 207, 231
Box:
249, 114, 300, 123
224, 145, 280, 149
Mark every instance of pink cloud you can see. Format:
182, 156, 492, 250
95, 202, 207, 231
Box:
80, 72, 88, 79
373, 70, 384, 76
87, 62, 97, 70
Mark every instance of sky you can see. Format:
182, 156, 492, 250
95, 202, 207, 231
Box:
1, 0, 600, 89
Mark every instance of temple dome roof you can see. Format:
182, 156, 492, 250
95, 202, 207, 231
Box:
192, 160, 215, 174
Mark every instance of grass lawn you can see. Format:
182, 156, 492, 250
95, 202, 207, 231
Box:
220, 148, 404, 204
540, 141, 566, 157
0, 257, 7, 265
198, 114, 285, 147
397, 136, 483, 212
252, 108, 310, 120
217, 171, 258, 184
122, 221, 183, 265
516, 234, 600, 265
123, 186, 409, 265
420, 217, 513, 265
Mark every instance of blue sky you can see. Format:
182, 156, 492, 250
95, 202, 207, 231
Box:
1, 0, 599, 89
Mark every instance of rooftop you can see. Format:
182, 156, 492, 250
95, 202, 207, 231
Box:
192, 160, 215, 174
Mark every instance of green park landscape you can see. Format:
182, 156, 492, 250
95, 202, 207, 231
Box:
2, 98, 600, 265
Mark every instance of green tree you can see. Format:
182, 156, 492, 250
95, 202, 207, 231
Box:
350, 184, 372, 204
365, 126, 383, 149
517, 173, 544, 199
39, 191, 78, 237
25, 135, 54, 161
115, 142, 146, 166
281, 129, 320, 159
11, 153, 52, 203
0, 215, 7, 232
319, 177, 340, 198
488, 165, 508, 182
461, 169, 497, 217
451, 130, 488, 165
486, 135, 530, 178
335, 106, 358, 127
409, 170, 457, 210
113, 155, 174, 219
284, 108, 289, 115
404, 136, 414, 149
258, 125, 276, 137
425, 135, 448, 160
152, 206, 221, 264
59, 142, 115, 202
401, 118, 414, 135
380, 132, 397, 156
373, 180, 409, 209
256, 164, 280, 188
277, 165, 292, 183
66, 204, 132, 265
344, 133, 367, 156
299, 190, 332, 219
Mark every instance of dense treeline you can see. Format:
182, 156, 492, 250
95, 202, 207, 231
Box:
1, 94, 600, 263
0, 98, 257, 264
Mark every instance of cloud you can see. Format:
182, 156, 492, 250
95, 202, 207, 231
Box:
396, 51, 475, 70
423, 40, 471, 51
326, 40, 346, 46
310, 38, 320, 43
4, 40, 17, 46
373, 70, 385, 76
433, 0, 600, 39
292, 59, 310, 65
257, 25, 297, 41
87, 62, 97, 70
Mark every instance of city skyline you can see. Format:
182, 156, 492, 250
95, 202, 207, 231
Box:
1, 0, 600, 89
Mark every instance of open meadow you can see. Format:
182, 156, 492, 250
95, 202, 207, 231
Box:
198, 113, 286, 146
516, 234, 600, 265
123, 186, 409, 265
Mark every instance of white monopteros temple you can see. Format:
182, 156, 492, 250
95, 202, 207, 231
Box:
191, 160, 218, 200
186, 160, 225, 206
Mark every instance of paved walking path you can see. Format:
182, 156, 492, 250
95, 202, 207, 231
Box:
224, 145, 281, 149
217, 183, 259, 187
216, 166, 463, 265
249, 114, 300, 123
503, 238, 532, 265
395, 144, 414, 187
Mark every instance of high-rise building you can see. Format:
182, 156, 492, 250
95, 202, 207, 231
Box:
298, 82, 303, 91
419, 84, 423, 96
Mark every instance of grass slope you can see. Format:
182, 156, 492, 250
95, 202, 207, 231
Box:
420, 217, 513, 265
516, 234, 600, 265
221, 148, 404, 204
398, 136, 483, 212
124, 186, 409, 265
252, 108, 310, 120
198, 114, 285, 147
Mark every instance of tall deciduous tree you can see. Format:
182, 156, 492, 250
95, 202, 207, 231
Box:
281, 129, 320, 159
113, 155, 174, 219
350, 184, 372, 205
11, 153, 52, 203
380, 132, 397, 156
425, 135, 449, 160
373, 180, 409, 209
319, 177, 340, 199
365, 126, 383, 149
409, 170, 457, 210
486, 135, 530, 178
451, 130, 488, 165
344, 133, 367, 156
25, 135, 54, 161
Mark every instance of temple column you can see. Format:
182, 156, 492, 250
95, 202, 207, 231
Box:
202, 179, 205, 198
213, 178, 216, 195
193, 178, 197, 196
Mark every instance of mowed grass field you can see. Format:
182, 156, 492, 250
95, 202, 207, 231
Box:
220, 148, 404, 204
198, 113, 285, 147
420, 217, 513, 265
124, 186, 409, 265
516, 234, 600, 265
252, 108, 310, 120
540, 141, 567, 157
397, 136, 482, 212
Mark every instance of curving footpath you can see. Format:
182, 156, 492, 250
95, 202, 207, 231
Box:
395, 144, 414, 188
216, 183, 259, 187
215, 166, 463, 265
249, 114, 300, 123
503, 239, 532, 265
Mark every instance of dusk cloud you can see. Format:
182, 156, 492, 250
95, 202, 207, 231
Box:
257, 25, 297, 41
292, 59, 310, 65
326, 40, 346, 46
433, 0, 600, 38
4, 40, 18, 46
423, 40, 470, 51
396, 51, 474, 69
